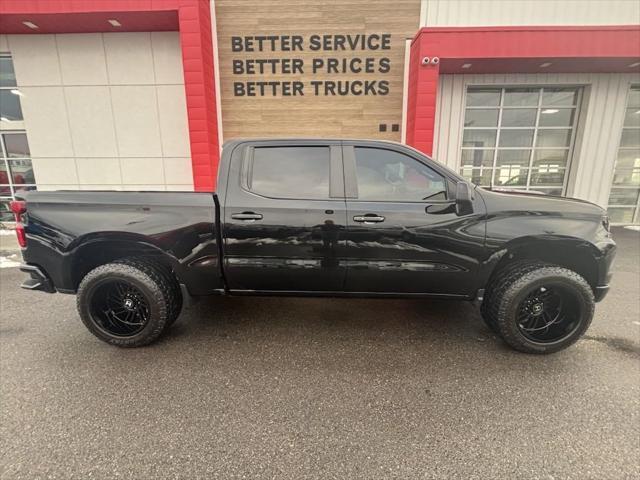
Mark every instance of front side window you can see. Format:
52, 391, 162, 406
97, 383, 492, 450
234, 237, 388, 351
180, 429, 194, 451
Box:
354, 147, 446, 202
248, 146, 331, 199
460, 86, 581, 196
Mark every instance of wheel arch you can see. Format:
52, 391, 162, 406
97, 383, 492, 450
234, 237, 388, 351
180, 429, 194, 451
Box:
483, 236, 602, 291
66, 235, 182, 292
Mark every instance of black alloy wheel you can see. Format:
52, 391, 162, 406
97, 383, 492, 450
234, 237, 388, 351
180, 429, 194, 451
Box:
516, 284, 580, 344
89, 280, 150, 337
77, 260, 173, 347
484, 262, 595, 354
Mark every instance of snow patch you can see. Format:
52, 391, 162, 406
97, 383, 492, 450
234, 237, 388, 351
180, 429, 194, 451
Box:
0, 254, 21, 269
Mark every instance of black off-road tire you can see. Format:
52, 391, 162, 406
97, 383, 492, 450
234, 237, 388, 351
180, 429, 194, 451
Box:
485, 263, 594, 354
115, 258, 183, 325
480, 261, 546, 334
77, 261, 173, 347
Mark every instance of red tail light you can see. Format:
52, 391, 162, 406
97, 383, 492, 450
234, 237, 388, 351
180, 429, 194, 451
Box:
9, 200, 26, 216
9, 200, 27, 248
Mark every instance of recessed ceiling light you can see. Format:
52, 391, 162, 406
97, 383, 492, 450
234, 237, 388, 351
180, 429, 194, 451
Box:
541, 109, 559, 114
461, 63, 472, 69
22, 21, 38, 29
10, 89, 23, 97
108, 19, 122, 27
629, 62, 640, 68
540, 62, 552, 68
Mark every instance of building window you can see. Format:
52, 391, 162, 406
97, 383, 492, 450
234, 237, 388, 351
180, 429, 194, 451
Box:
607, 86, 640, 225
459, 86, 581, 196
0, 54, 35, 222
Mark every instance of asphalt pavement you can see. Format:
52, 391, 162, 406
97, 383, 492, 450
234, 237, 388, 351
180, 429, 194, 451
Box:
1, 228, 639, 479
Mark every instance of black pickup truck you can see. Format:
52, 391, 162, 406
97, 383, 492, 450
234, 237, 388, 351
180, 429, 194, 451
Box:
12, 139, 615, 354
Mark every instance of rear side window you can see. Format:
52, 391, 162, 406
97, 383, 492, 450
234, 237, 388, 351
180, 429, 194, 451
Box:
249, 146, 331, 199
354, 147, 447, 201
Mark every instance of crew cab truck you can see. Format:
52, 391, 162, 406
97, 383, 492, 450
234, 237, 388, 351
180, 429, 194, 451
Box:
12, 139, 616, 354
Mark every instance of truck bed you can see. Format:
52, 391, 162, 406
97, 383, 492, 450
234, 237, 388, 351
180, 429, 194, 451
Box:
18, 191, 223, 295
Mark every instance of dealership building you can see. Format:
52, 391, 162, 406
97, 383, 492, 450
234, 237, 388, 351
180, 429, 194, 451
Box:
0, 0, 639, 223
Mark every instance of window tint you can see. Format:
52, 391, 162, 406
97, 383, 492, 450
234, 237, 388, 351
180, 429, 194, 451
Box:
249, 146, 330, 199
354, 147, 446, 202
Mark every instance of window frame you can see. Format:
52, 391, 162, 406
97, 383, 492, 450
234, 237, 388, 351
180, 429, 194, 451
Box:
1, 130, 35, 200
0, 54, 34, 222
459, 85, 583, 196
0, 53, 25, 127
607, 84, 640, 225
343, 144, 453, 204
241, 144, 344, 201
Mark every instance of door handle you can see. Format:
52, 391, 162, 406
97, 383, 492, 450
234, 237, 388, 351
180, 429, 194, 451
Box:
353, 215, 385, 224
231, 212, 263, 221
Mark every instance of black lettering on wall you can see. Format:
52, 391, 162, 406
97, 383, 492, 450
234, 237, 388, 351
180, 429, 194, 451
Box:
230, 34, 395, 97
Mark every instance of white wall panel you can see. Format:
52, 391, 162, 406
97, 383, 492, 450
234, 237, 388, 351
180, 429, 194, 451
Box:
121, 184, 167, 191
65, 86, 118, 157
165, 184, 193, 191
57, 33, 108, 85
156, 85, 191, 157
79, 184, 123, 191
18, 87, 74, 158
163, 157, 194, 185
151, 32, 184, 84
104, 33, 155, 85
421, 0, 640, 26
120, 157, 165, 185
8, 35, 61, 86
111, 86, 163, 157
5, 32, 193, 191
433, 72, 640, 207
76, 157, 122, 185
30, 158, 78, 185
37, 184, 81, 191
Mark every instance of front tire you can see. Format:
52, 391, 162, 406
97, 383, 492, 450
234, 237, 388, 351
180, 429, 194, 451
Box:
77, 261, 173, 347
485, 263, 595, 354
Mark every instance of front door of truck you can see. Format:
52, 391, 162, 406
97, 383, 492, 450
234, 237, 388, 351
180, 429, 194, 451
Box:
222, 141, 347, 292
342, 143, 482, 296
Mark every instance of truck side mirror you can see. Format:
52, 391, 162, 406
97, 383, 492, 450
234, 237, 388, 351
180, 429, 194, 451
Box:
455, 182, 474, 216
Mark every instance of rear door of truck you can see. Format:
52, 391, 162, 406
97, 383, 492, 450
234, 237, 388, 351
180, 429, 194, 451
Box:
221, 140, 348, 292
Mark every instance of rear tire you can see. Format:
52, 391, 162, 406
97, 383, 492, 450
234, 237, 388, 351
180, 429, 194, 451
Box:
114, 258, 183, 326
483, 263, 595, 354
77, 260, 174, 347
